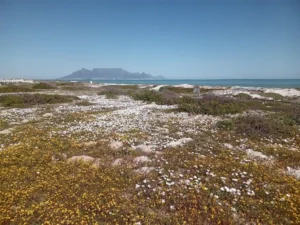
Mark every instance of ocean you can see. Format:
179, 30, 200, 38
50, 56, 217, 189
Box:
78, 79, 300, 88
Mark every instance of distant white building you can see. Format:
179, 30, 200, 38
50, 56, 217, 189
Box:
0, 79, 34, 84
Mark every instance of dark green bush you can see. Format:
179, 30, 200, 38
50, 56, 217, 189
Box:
0, 94, 78, 107
97, 86, 137, 98
76, 100, 95, 106
61, 86, 89, 91
32, 82, 55, 89
0, 85, 33, 93
178, 95, 244, 115
235, 93, 252, 100
98, 90, 118, 99
216, 120, 234, 130
132, 90, 180, 105
260, 92, 284, 100
160, 86, 193, 94
132, 90, 164, 103
235, 114, 295, 139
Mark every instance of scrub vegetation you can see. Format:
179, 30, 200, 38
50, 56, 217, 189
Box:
0, 82, 299, 224
0, 94, 78, 107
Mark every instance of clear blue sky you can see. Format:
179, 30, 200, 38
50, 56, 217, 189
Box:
0, 0, 299, 79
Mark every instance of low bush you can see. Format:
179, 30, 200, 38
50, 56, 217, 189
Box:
0, 94, 78, 107
160, 86, 193, 94
32, 82, 55, 89
286, 105, 300, 125
0, 119, 9, 130
76, 100, 95, 106
98, 86, 137, 98
132, 90, 164, 103
216, 120, 234, 130
132, 90, 179, 105
0, 85, 33, 93
61, 86, 89, 91
235, 93, 252, 100
178, 95, 244, 115
260, 92, 284, 100
113, 85, 139, 90
99, 90, 119, 99
230, 114, 296, 139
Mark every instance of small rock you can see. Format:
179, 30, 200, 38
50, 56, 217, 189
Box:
286, 167, 300, 180
156, 127, 169, 134
133, 156, 151, 165
43, 113, 54, 118
245, 149, 269, 160
109, 141, 123, 150
224, 143, 233, 149
135, 166, 155, 174
21, 119, 29, 123
176, 132, 183, 136
167, 138, 193, 148
92, 159, 102, 167
9, 122, 21, 125
62, 153, 68, 160
199, 154, 206, 159
112, 158, 124, 166
0, 128, 14, 135
133, 144, 155, 153
68, 155, 95, 163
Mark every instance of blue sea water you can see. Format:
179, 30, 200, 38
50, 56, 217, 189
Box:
81, 79, 300, 88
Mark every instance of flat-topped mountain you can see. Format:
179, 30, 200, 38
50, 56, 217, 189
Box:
60, 68, 164, 80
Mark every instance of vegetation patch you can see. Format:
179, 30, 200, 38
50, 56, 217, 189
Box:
132, 90, 179, 105
199, 87, 229, 93
260, 92, 284, 100
97, 85, 138, 98
160, 86, 193, 94
61, 86, 90, 91
0, 119, 9, 130
218, 113, 298, 139
75, 100, 95, 106
0, 85, 33, 93
235, 93, 252, 100
32, 82, 55, 89
0, 94, 78, 107
178, 95, 245, 115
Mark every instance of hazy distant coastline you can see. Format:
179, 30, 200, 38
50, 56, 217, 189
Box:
60, 68, 164, 80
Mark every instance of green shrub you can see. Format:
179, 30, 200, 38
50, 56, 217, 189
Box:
286, 105, 300, 125
235, 114, 295, 139
216, 120, 234, 130
99, 90, 118, 99
235, 93, 252, 100
61, 86, 89, 91
132, 90, 164, 103
0, 119, 9, 130
160, 86, 193, 94
260, 92, 284, 100
0, 94, 78, 107
113, 85, 139, 90
32, 82, 55, 89
0, 85, 33, 93
178, 95, 244, 115
132, 90, 179, 105
76, 100, 95, 106
55, 82, 71, 86
97, 86, 137, 98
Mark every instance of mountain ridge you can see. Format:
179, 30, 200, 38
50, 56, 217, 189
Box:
60, 68, 164, 80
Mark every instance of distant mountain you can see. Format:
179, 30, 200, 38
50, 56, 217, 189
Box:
60, 68, 164, 80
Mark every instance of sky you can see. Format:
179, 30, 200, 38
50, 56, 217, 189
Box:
0, 0, 300, 79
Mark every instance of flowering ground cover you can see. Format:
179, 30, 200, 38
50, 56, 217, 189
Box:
0, 82, 299, 224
